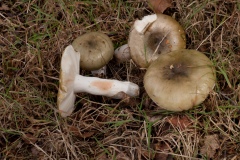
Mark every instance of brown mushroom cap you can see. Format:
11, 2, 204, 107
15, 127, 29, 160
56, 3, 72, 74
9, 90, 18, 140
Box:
129, 14, 186, 68
72, 32, 114, 71
144, 49, 216, 111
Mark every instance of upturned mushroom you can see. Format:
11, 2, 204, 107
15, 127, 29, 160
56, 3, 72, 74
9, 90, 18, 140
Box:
128, 14, 186, 68
144, 49, 216, 111
72, 32, 114, 75
114, 44, 131, 63
57, 45, 139, 117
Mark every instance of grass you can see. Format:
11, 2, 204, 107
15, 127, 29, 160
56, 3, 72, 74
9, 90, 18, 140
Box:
0, 0, 240, 159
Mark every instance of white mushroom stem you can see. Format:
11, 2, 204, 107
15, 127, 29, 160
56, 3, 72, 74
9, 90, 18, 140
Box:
114, 44, 131, 63
74, 74, 139, 99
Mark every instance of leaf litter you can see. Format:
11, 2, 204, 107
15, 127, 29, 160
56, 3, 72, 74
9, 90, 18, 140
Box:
147, 0, 172, 13
200, 134, 220, 158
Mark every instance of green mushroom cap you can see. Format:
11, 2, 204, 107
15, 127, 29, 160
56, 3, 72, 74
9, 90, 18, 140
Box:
72, 32, 114, 71
144, 49, 216, 111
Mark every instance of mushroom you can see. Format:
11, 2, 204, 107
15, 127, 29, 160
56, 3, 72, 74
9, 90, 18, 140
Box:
144, 49, 216, 111
57, 45, 139, 117
91, 66, 107, 77
128, 14, 186, 68
114, 44, 131, 63
72, 32, 114, 75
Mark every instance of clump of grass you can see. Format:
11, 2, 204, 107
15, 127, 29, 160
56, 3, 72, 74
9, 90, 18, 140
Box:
0, 0, 240, 159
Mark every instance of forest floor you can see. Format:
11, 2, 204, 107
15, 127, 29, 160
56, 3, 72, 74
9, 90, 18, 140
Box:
0, 0, 240, 159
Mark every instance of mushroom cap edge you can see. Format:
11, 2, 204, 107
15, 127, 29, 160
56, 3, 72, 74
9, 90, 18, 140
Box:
57, 45, 80, 117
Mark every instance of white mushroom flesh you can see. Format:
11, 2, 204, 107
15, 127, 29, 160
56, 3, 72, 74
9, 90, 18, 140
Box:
134, 14, 157, 33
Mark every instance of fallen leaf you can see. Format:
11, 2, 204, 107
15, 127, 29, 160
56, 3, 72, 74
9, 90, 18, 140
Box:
115, 152, 131, 160
167, 116, 192, 130
96, 152, 109, 160
141, 149, 155, 160
147, 0, 172, 13
153, 142, 170, 160
230, 155, 239, 160
31, 147, 44, 157
237, 85, 240, 102
31, 147, 40, 156
200, 134, 220, 158
154, 153, 168, 160
22, 133, 38, 144
96, 114, 108, 123
0, 18, 3, 25
0, 4, 10, 11
81, 131, 95, 138
68, 125, 95, 138
154, 142, 170, 151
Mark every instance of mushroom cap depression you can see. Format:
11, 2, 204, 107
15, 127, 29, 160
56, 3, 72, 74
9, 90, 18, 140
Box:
144, 49, 216, 111
129, 14, 186, 68
57, 45, 80, 117
72, 32, 114, 71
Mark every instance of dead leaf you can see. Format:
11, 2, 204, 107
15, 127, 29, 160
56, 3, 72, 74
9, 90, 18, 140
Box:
230, 155, 239, 160
154, 142, 170, 151
115, 152, 131, 160
96, 114, 108, 123
141, 149, 155, 159
68, 125, 95, 138
147, 0, 172, 13
167, 116, 192, 130
96, 152, 109, 160
154, 153, 168, 160
153, 142, 170, 160
200, 134, 220, 158
81, 131, 95, 138
0, 4, 10, 11
31, 147, 44, 157
237, 85, 240, 102
22, 133, 38, 144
